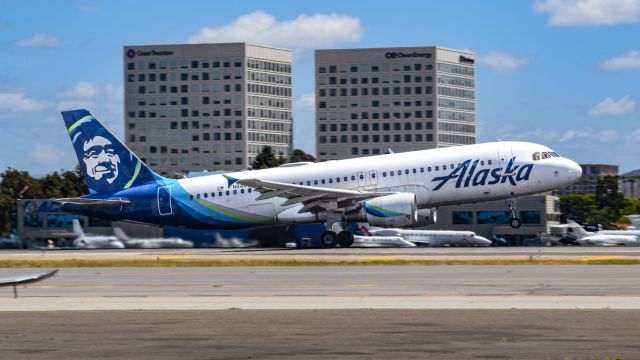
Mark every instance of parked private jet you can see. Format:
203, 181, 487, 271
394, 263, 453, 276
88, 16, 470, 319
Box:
70, 219, 124, 249
55, 110, 581, 248
353, 234, 417, 247
567, 221, 640, 246
112, 227, 193, 248
359, 225, 492, 247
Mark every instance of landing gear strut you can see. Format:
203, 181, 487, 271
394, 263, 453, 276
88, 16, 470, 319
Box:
506, 196, 521, 229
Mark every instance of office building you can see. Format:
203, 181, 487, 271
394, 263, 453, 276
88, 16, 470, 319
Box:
620, 169, 640, 199
556, 164, 618, 195
124, 43, 293, 175
315, 46, 475, 160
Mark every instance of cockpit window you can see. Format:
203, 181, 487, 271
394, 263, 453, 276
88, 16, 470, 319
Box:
533, 151, 560, 161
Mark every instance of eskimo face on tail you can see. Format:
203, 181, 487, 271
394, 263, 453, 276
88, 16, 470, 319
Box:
82, 135, 120, 184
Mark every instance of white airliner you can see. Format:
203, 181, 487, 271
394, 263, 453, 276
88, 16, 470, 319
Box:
567, 221, 640, 246
353, 234, 417, 247
57, 111, 582, 249
359, 225, 492, 247
70, 219, 125, 249
112, 227, 193, 248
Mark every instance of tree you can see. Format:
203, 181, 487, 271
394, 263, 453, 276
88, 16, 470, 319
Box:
595, 175, 624, 227
251, 146, 285, 169
559, 193, 596, 224
289, 149, 315, 163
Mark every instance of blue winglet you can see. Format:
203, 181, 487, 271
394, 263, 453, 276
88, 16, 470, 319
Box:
223, 175, 238, 187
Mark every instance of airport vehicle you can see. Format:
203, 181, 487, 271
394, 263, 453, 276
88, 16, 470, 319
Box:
359, 225, 492, 247
113, 227, 193, 248
353, 234, 417, 247
567, 221, 640, 246
0, 269, 58, 298
56, 109, 582, 248
70, 219, 125, 249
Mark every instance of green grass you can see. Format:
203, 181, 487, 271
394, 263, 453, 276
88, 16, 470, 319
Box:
1, 258, 640, 268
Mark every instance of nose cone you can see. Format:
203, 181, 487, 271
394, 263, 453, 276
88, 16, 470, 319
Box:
565, 159, 582, 183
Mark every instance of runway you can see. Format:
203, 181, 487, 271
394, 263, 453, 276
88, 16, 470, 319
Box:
2, 265, 640, 310
3, 265, 640, 358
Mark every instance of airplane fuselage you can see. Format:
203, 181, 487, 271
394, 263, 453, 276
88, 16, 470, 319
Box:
62, 141, 581, 230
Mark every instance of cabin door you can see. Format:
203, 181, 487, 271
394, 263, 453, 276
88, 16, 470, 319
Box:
157, 186, 173, 215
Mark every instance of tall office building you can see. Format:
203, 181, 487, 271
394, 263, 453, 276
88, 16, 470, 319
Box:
124, 43, 293, 175
556, 164, 619, 195
315, 46, 475, 160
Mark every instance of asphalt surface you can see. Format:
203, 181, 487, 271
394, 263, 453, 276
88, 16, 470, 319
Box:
4, 246, 640, 262
2, 310, 639, 359
2, 265, 640, 309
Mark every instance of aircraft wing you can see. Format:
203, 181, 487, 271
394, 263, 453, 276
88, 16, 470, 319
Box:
0, 269, 58, 287
231, 177, 389, 213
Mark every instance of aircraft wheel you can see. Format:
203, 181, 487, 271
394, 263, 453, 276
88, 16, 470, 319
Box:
337, 231, 355, 248
510, 218, 522, 229
320, 231, 338, 248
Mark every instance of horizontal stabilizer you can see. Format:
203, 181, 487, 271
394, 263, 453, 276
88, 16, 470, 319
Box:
55, 198, 130, 207
0, 269, 58, 287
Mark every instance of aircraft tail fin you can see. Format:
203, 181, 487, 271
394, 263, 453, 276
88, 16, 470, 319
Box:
567, 220, 589, 240
71, 219, 85, 237
61, 109, 161, 194
112, 227, 129, 241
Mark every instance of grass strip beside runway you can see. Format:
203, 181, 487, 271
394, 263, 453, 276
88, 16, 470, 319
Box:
1, 257, 640, 267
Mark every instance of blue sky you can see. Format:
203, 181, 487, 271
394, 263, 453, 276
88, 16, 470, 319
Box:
1, 0, 639, 175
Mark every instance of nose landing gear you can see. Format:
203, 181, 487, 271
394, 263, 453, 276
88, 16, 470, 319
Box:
506, 196, 521, 229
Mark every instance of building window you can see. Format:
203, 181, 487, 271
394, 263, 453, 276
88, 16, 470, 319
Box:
477, 211, 510, 225
452, 211, 473, 225
520, 211, 541, 224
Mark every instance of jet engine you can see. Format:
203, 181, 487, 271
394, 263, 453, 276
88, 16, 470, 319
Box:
346, 193, 417, 227
414, 208, 438, 227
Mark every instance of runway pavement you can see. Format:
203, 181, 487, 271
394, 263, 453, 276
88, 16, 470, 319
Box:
2, 264, 640, 358
2, 265, 640, 310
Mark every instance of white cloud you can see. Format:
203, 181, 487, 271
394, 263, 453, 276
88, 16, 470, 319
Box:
480, 51, 531, 72
0, 92, 50, 112
534, 0, 640, 26
295, 93, 315, 111
600, 50, 640, 70
597, 129, 619, 142
60, 81, 99, 99
14, 32, 59, 48
189, 11, 364, 49
558, 129, 589, 142
589, 96, 636, 115
28, 144, 64, 166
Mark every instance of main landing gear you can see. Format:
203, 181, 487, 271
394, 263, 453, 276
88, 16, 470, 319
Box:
506, 196, 521, 229
319, 230, 354, 248
319, 222, 355, 248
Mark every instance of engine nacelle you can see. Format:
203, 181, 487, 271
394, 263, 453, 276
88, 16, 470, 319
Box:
414, 208, 438, 227
360, 193, 417, 227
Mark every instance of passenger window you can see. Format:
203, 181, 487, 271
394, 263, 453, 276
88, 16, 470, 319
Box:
359, 174, 364, 180
488, 160, 492, 165
351, 176, 356, 181
233, 190, 237, 195
314, 180, 318, 185
371, 173, 376, 179
390, 171, 394, 176
413, 169, 417, 174
336, 177, 340, 183
450, 164, 454, 169
405, 169, 409, 174
204, 193, 208, 198
307, 181, 311, 185
397, 170, 401, 175
218, 192, 222, 196
383, 172, 387, 177
480, 161, 484, 166
420, 168, 424, 173
321, 179, 326, 184
189, 195, 193, 200
211, 193, 215, 197
248, 188, 252, 193
329, 178, 333, 183
226, 191, 229, 196
344, 176, 348, 182
428, 167, 431, 172
435, 166, 439, 171
241, 189, 244, 194
197, 194, 201, 199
